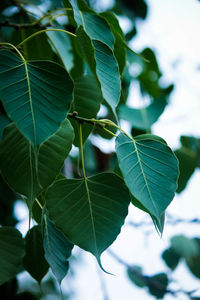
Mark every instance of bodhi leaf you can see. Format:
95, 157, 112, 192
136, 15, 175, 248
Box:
100, 12, 126, 74
46, 172, 130, 268
118, 99, 167, 131
70, 74, 102, 146
23, 226, 49, 283
0, 119, 74, 208
116, 133, 179, 223
77, 27, 121, 116
43, 214, 74, 284
66, 0, 114, 49
0, 227, 25, 285
0, 50, 73, 147
131, 195, 165, 234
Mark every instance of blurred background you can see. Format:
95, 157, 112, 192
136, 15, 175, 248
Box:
1, 0, 200, 299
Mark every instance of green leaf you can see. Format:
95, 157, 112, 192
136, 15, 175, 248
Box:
0, 108, 10, 140
115, 133, 179, 221
185, 238, 200, 279
46, 172, 130, 267
131, 195, 165, 234
43, 214, 74, 284
0, 50, 73, 147
161, 247, 180, 270
23, 226, 49, 283
119, 99, 167, 130
77, 27, 121, 115
0, 227, 25, 285
170, 235, 199, 258
147, 273, 168, 299
100, 12, 126, 74
67, 0, 114, 49
127, 266, 147, 287
46, 30, 74, 72
175, 148, 197, 193
0, 119, 74, 208
70, 74, 102, 146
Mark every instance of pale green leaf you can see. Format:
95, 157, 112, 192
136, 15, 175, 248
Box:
119, 99, 167, 130
116, 133, 179, 221
0, 227, 25, 285
46, 172, 130, 267
0, 50, 73, 147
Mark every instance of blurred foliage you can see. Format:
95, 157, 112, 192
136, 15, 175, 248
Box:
0, 0, 199, 299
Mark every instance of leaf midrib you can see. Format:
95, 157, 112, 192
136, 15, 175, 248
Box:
84, 178, 99, 258
132, 139, 159, 217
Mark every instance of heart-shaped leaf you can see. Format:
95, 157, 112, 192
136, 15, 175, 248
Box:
0, 50, 73, 147
116, 133, 179, 221
23, 226, 49, 283
0, 119, 74, 208
43, 214, 74, 284
46, 172, 130, 268
0, 227, 25, 285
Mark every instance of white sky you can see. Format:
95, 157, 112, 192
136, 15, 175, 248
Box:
16, 0, 200, 299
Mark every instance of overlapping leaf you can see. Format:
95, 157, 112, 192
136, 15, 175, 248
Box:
100, 12, 126, 74
0, 50, 73, 146
70, 74, 102, 146
116, 133, 179, 222
23, 226, 49, 283
0, 119, 74, 208
43, 214, 74, 283
65, 0, 121, 115
46, 172, 130, 266
0, 227, 25, 285
119, 99, 167, 130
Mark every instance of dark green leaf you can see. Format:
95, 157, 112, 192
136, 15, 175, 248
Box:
0, 227, 25, 285
0, 50, 73, 147
175, 148, 197, 193
161, 247, 180, 270
23, 226, 49, 283
0, 119, 74, 208
70, 74, 102, 146
116, 133, 179, 223
0, 109, 10, 140
119, 99, 167, 130
43, 214, 74, 284
46, 172, 130, 267
147, 273, 168, 299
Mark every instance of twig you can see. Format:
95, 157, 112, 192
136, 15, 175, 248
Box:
0, 20, 47, 30
107, 249, 199, 298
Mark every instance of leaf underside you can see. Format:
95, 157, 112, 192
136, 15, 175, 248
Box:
116, 133, 179, 222
46, 172, 130, 266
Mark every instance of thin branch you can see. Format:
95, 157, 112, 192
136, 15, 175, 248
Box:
107, 249, 199, 298
0, 20, 47, 30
